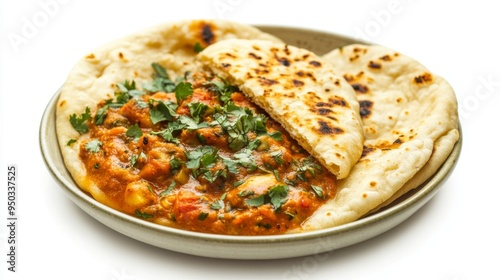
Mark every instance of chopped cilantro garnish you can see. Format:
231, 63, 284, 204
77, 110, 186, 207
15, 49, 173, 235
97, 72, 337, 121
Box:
94, 104, 109, 125
150, 120, 185, 144
66, 139, 77, 146
85, 139, 102, 153
178, 115, 209, 130
152, 62, 168, 79
233, 180, 246, 187
268, 185, 289, 210
188, 102, 209, 123
149, 100, 178, 124
160, 181, 177, 197
245, 195, 264, 207
210, 193, 227, 210
135, 210, 153, 219
244, 185, 289, 211
174, 82, 193, 105
205, 77, 238, 104
221, 148, 257, 174
142, 63, 177, 93
269, 150, 284, 165
184, 146, 228, 182
126, 124, 143, 140
170, 157, 182, 171
129, 154, 138, 167
69, 106, 91, 134
295, 157, 323, 182
238, 190, 254, 197
311, 185, 325, 199
193, 42, 204, 53
185, 146, 216, 170
198, 212, 209, 221
115, 80, 145, 106
129, 152, 145, 167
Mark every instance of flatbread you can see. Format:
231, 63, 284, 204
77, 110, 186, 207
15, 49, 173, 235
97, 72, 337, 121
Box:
56, 20, 283, 206
297, 44, 459, 230
198, 39, 364, 179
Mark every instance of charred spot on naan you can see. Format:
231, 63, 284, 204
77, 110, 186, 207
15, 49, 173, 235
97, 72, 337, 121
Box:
317, 121, 344, 135
258, 76, 278, 86
343, 72, 372, 94
367, 60, 382, 69
295, 70, 317, 82
307, 94, 350, 119
190, 21, 217, 46
359, 100, 373, 118
414, 72, 433, 84
351, 83, 369, 94
360, 138, 404, 159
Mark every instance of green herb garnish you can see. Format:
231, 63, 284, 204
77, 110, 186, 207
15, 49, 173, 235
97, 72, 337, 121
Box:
193, 42, 204, 53
135, 210, 153, 219
69, 106, 91, 134
85, 139, 102, 153
174, 82, 193, 105
126, 124, 143, 140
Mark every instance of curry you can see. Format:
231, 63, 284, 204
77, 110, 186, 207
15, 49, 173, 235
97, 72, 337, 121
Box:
72, 64, 336, 235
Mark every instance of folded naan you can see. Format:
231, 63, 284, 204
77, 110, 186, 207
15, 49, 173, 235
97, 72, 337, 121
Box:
298, 44, 459, 230
198, 39, 364, 179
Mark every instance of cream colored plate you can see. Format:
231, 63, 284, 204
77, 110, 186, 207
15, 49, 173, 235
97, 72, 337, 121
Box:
39, 26, 461, 260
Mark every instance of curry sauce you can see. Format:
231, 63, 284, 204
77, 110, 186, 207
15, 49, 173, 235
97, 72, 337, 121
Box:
73, 64, 336, 235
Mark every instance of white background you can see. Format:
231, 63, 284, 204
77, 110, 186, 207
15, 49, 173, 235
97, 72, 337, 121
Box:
1, 0, 499, 279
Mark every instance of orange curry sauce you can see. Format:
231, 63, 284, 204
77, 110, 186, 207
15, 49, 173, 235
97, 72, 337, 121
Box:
77, 66, 336, 235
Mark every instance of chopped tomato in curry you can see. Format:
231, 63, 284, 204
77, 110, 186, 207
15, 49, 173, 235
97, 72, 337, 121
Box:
74, 63, 336, 235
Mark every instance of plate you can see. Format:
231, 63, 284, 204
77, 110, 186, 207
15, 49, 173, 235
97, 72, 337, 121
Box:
39, 26, 462, 260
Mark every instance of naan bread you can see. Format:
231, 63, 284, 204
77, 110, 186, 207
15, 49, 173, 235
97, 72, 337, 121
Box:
56, 20, 282, 204
298, 44, 459, 230
198, 39, 364, 179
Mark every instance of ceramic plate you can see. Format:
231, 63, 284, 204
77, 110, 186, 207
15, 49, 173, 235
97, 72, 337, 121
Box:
40, 26, 461, 259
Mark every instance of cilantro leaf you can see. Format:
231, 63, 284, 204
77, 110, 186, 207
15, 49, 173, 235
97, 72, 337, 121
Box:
198, 212, 209, 221
210, 193, 227, 210
143, 63, 177, 93
268, 185, 289, 210
221, 148, 257, 174
85, 139, 102, 153
150, 121, 185, 143
188, 102, 209, 123
311, 185, 325, 199
114, 80, 145, 107
174, 82, 193, 105
295, 157, 323, 182
205, 77, 238, 104
193, 42, 205, 53
269, 150, 284, 165
69, 106, 91, 134
150, 100, 178, 124
170, 157, 182, 171
126, 124, 143, 140
135, 210, 153, 219
245, 195, 264, 207
160, 181, 177, 197
152, 62, 169, 79
178, 115, 209, 130
94, 104, 109, 125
